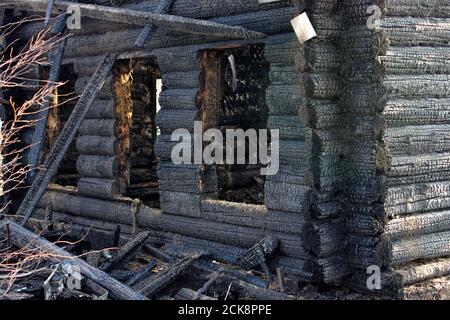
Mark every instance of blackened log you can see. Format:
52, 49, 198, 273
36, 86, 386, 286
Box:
79, 119, 121, 137
304, 256, 348, 284
303, 221, 344, 257
154, 134, 194, 160
384, 74, 450, 98
134, 0, 175, 48
76, 155, 119, 179
347, 236, 393, 270
158, 88, 199, 110
37, 190, 308, 259
76, 135, 121, 156
134, 254, 200, 298
384, 98, 450, 128
193, 259, 269, 289
144, 244, 176, 263
386, 211, 450, 240
125, 259, 158, 287
9, 0, 265, 39
75, 75, 114, 98
162, 70, 202, 89
156, 109, 199, 134
397, 258, 450, 286
392, 231, 450, 266
233, 280, 294, 300
265, 85, 304, 116
77, 178, 120, 199
237, 236, 278, 271
101, 231, 152, 273
85, 99, 117, 119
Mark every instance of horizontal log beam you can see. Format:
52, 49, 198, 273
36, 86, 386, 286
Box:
5, 0, 265, 39
392, 231, 450, 266
397, 258, 450, 285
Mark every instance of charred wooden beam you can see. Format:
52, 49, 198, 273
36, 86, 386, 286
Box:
396, 258, 450, 286
101, 231, 152, 273
237, 236, 278, 274
77, 178, 120, 200
27, 24, 67, 181
135, 0, 175, 48
44, 0, 54, 26
125, 259, 158, 287
6, 0, 265, 39
133, 254, 201, 298
193, 259, 269, 289
0, 219, 148, 300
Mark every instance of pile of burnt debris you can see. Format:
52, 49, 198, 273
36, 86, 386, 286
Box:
0, 217, 296, 300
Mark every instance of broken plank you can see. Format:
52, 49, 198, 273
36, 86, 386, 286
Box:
0, 219, 147, 300
18, 53, 117, 226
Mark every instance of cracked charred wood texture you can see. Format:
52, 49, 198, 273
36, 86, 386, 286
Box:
134, 0, 175, 48
133, 254, 200, 298
174, 288, 216, 300
30, 205, 309, 279
346, 0, 450, 18
396, 258, 450, 285
77, 178, 120, 199
17, 7, 301, 59
292, 1, 346, 285
340, 0, 450, 295
17, 53, 117, 226
233, 280, 295, 300
8, 0, 266, 39
10, 0, 450, 293
392, 231, 450, 266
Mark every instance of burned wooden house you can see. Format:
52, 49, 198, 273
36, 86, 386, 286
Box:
1, 0, 450, 299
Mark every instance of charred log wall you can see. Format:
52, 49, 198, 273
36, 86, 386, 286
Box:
296, 0, 347, 285
10, 0, 450, 294
73, 58, 160, 204
340, 0, 450, 296
74, 60, 131, 200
